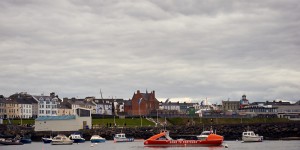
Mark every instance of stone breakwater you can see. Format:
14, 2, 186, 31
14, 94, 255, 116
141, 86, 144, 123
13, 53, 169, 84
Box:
0, 122, 299, 141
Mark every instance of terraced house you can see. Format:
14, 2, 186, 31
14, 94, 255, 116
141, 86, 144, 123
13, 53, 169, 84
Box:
6, 93, 34, 119
63, 97, 95, 115
33, 92, 60, 117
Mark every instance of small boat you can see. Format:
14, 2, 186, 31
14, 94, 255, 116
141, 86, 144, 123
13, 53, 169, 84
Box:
42, 137, 53, 143
0, 138, 23, 145
144, 130, 223, 147
90, 135, 106, 143
114, 133, 134, 142
20, 137, 32, 144
242, 131, 263, 142
69, 133, 85, 143
51, 134, 74, 145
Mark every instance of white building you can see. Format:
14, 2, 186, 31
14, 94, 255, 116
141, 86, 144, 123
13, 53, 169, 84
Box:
19, 103, 33, 119
33, 93, 59, 117
34, 108, 91, 131
94, 99, 113, 115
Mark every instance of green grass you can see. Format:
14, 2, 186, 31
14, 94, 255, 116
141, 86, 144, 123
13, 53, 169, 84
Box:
92, 118, 155, 127
167, 117, 291, 125
3, 119, 35, 125
2, 117, 291, 126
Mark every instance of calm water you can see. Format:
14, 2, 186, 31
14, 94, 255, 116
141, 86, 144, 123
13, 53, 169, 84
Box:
0, 140, 299, 150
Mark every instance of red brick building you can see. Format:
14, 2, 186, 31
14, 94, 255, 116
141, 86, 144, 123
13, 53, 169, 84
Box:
131, 90, 159, 116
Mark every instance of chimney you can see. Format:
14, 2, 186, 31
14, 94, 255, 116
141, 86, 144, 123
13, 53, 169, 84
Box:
63, 97, 68, 102
50, 92, 55, 98
152, 90, 155, 98
137, 90, 140, 94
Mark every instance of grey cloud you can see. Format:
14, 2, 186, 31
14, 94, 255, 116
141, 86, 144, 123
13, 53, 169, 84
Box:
0, 0, 300, 103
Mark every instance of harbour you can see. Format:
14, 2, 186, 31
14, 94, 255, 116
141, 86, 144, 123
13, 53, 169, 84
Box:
0, 140, 299, 150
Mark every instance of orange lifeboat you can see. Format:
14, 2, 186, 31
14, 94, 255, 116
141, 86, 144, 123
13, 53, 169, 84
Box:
144, 130, 223, 147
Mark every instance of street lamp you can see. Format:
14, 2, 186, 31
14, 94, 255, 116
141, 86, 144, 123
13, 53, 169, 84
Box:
138, 98, 143, 127
20, 105, 23, 126
156, 109, 158, 123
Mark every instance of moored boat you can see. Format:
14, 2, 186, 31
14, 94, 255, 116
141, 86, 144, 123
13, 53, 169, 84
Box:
0, 138, 23, 145
90, 135, 106, 143
114, 133, 134, 143
20, 137, 32, 144
144, 130, 223, 147
69, 133, 85, 143
42, 137, 53, 143
51, 134, 73, 145
242, 131, 263, 142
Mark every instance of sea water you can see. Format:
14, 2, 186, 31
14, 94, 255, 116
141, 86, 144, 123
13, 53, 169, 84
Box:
0, 140, 299, 150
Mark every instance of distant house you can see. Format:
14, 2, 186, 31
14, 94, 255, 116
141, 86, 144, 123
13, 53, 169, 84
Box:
161, 101, 181, 111
123, 100, 132, 115
0, 95, 7, 119
113, 99, 125, 115
267, 100, 300, 120
131, 90, 159, 116
93, 99, 113, 115
7, 92, 34, 119
64, 97, 95, 115
57, 101, 72, 116
33, 92, 60, 117
238, 102, 278, 117
222, 100, 240, 111
34, 108, 91, 131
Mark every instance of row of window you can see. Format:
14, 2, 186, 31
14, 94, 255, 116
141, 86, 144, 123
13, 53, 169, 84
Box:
39, 110, 57, 114
0, 104, 32, 107
39, 105, 57, 108
6, 115, 32, 118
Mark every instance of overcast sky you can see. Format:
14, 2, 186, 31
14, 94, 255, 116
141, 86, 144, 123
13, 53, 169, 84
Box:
1, 0, 299, 103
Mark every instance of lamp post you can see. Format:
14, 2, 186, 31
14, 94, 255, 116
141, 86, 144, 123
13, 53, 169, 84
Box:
20, 105, 23, 126
139, 103, 142, 127
138, 98, 143, 127
156, 109, 158, 123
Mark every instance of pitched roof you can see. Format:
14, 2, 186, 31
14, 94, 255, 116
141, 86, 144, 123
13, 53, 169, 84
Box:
57, 101, 72, 109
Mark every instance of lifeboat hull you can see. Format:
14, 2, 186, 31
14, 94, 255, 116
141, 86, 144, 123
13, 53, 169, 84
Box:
144, 139, 223, 147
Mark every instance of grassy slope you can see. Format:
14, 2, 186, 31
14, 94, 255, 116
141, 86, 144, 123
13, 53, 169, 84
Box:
167, 117, 291, 125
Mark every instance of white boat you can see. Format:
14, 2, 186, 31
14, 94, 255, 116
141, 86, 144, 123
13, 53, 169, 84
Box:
113, 133, 134, 142
196, 131, 211, 140
90, 135, 106, 143
51, 134, 74, 145
69, 133, 85, 143
242, 131, 263, 142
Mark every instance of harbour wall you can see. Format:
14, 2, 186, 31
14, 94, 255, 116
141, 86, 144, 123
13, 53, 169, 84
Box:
0, 122, 299, 141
